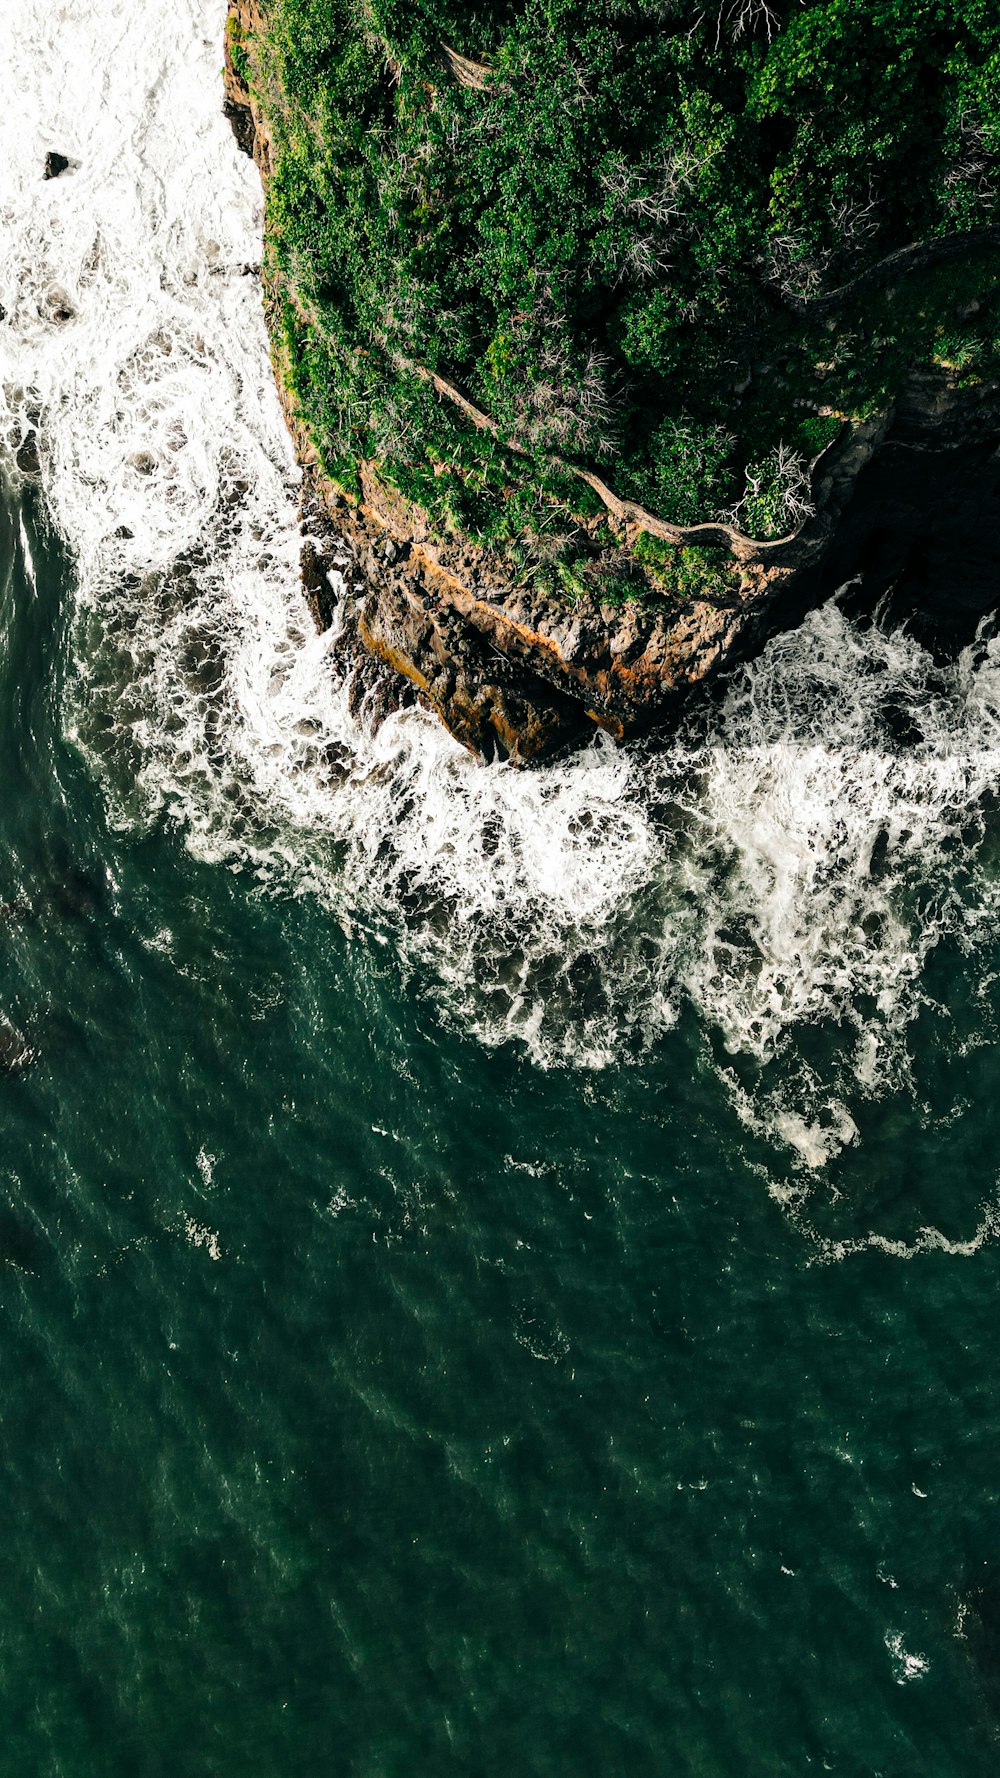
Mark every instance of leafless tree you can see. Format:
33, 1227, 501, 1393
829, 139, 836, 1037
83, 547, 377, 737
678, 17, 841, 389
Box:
942, 110, 997, 217
760, 183, 880, 302
715, 0, 782, 46
599, 143, 719, 282
830, 185, 880, 255
720, 442, 814, 538
513, 336, 618, 459
495, 289, 619, 459
759, 231, 830, 303
602, 143, 718, 229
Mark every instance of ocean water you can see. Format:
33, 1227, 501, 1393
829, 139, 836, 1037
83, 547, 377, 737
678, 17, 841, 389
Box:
3, 2, 1000, 1771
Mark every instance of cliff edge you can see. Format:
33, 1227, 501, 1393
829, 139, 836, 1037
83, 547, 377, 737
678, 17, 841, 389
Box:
224, 0, 1000, 761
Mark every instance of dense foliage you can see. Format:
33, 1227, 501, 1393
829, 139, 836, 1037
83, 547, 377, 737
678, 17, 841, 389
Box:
237, 0, 1000, 591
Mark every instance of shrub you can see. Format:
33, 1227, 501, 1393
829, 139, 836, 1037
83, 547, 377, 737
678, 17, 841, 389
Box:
243, 0, 1000, 596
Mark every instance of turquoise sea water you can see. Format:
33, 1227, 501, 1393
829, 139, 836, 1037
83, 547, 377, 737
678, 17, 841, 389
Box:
4, 482, 1000, 1775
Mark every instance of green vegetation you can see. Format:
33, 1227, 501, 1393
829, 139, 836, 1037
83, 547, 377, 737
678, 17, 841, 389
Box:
633, 532, 741, 608
238, 0, 1000, 597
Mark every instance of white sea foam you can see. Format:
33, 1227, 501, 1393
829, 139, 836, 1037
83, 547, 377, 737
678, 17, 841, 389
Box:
183, 1215, 222, 1261
798, 1193, 1000, 1266
884, 1631, 930, 1684
4, 0, 1000, 1185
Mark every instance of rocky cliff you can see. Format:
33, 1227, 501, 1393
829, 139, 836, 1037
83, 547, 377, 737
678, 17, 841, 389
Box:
223, 0, 1000, 763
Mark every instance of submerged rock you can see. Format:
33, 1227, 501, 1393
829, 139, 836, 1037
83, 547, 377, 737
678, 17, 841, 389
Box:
14, 432, 39, 475
0, 899, 34, 926
45, 865, 106, 921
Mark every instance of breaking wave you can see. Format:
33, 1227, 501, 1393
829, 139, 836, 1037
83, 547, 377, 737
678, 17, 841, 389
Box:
4, 0, 1000, 1164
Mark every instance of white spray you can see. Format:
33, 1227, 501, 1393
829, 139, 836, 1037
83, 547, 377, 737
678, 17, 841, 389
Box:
3, 0, 1000, 1183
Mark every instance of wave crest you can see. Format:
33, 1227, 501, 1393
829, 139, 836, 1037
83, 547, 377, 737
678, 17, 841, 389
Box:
4, 1, 1000, 1167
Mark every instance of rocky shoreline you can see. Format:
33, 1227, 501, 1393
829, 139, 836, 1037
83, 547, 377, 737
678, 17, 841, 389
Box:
223, 0, 1000, 763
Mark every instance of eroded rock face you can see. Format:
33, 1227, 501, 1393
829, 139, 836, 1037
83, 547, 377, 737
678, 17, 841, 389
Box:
299, 470, 589, 763
223, 0, 1000, 763
284, 424, 911, 763
223, 0, 270, 178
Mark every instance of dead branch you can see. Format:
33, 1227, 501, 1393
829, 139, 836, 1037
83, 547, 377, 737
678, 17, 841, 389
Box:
440, 43, 494, 90
764, 223, 1000, 319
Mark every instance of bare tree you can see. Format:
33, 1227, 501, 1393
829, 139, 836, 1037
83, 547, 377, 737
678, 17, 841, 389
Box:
715, 0, 782, 46
759, 230, 831, 303
760, 182, 880, 302
494, 289, 619, 459
512, 335, 618, 459
942, 110, 997, 217
599, 143, 719, 282
720, 442, 814, 539
601, 143, 718, 229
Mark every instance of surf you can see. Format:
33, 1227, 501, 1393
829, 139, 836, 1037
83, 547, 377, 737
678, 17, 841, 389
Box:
3, 0, 1000, 1170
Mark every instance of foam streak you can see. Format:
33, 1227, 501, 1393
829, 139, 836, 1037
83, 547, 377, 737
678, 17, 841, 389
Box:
4, 2, 1000, 1175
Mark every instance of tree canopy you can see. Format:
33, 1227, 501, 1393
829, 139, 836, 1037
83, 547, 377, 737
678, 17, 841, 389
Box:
239, 0, 1000, 596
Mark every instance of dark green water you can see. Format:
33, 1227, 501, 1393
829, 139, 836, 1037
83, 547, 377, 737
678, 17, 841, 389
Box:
3, 482, 1000, 1776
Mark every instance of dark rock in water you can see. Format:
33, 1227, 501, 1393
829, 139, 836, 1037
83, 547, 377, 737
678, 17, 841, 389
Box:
15, 433, 40, 475
344, 645, 415, 733
40, 289, 75, 324
300, 528, 340, 634
223, 98, 256, 159
36, 838, 108, 922
44, 151, 71, 179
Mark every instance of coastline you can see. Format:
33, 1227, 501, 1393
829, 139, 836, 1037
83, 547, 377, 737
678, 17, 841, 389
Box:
223, 0, 1000, 762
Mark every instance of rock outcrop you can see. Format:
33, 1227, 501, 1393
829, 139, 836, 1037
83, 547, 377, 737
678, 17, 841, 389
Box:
810, 370, 1000, 647
223, 0, 1000, 762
